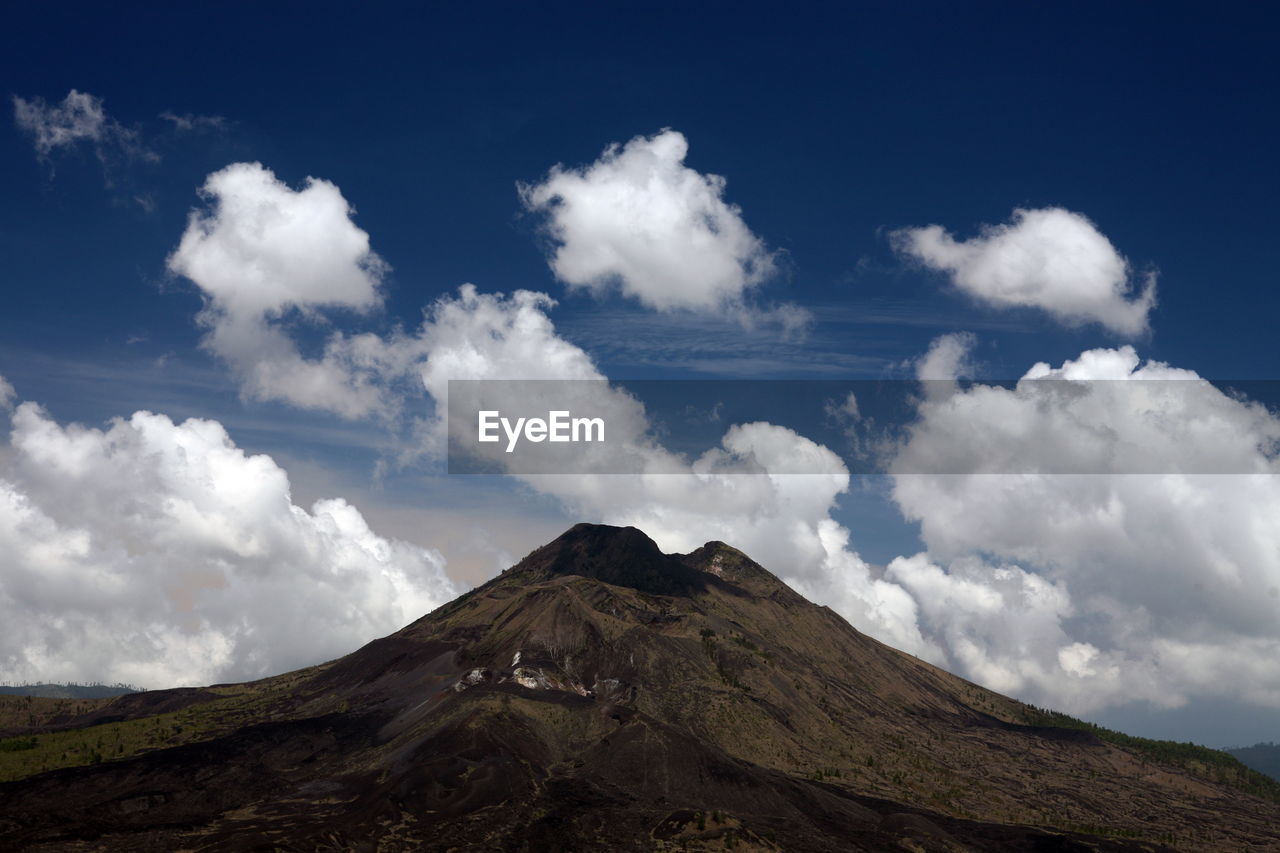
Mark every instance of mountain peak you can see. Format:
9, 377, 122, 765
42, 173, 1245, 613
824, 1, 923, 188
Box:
509, 523, 709, 596
550, 522, 662, 553
505, 524, 797, 601
681, 538, 799, 601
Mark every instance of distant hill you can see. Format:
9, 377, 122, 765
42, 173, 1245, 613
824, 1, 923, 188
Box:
1, 524, 1278, 850
0, 683, 140, 700
1228, 742, 1280, 782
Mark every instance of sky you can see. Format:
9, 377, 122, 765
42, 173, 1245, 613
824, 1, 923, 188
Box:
3, 2, 1280, 747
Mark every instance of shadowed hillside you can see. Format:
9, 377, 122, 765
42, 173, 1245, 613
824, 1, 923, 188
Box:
1, 524, 1276, 851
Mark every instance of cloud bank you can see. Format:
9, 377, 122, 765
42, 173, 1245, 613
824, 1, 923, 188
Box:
0, 400, 457, 688
893, 208, 1156, 336
889, 345, 1280, 712
157, 159, 1280, 723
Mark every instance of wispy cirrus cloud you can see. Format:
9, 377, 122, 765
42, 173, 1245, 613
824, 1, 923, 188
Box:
557, 309, 890, 377
13, 89, 228, 209
158, 110, 227, 132
14, 89, 113, 157
13, 89, 157, 174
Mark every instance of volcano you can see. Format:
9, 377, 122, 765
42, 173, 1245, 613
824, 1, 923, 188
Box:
1, 523, 1277, 851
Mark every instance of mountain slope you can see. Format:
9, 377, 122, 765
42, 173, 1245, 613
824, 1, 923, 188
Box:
1, 524, 1276, 851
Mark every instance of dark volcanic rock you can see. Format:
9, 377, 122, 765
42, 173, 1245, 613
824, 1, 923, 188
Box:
512, 522, 711, 596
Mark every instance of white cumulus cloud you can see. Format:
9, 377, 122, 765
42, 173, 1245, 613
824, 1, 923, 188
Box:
887, 346, 1280, 712
0, 399, 457, 688
521, 129, 787, 317
170, 162, 386, 318
168, 162, 407, 419
165, 154, 812, 425
914, 331, 977, 381
886, 554, 1137, 710
892, 207, 1156, 336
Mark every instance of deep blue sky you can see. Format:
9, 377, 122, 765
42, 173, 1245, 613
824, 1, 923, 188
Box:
4, 2, 1280, 745
6, 2, 1279, 383
8, 1, 1280, 552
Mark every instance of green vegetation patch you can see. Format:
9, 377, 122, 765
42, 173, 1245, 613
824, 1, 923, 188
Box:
0, 678, 309, 783
0, 735, 39, 753
1020, 704, 1280, 802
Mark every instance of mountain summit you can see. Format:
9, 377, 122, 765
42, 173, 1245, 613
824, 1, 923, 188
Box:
1, 524, 1277, 851
505, 523, 713, 595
